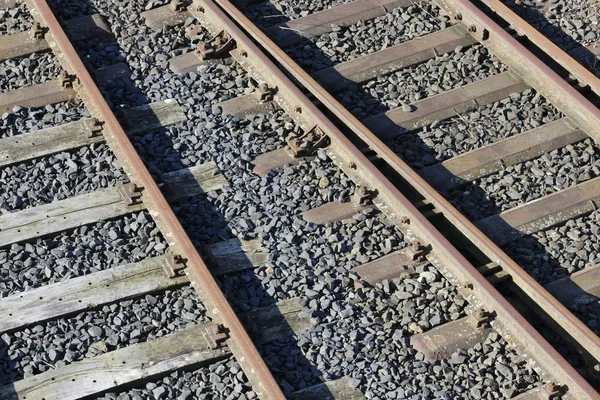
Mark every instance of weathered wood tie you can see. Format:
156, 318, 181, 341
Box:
0, 14, 112, 60
290, 376, 366, 400
543, 264, 600, 309
264, 0, 419, 48
0, 238, 266, 333
0, 298, 308, 400
362, 71, 528, 140
0, 99, 185, 168
0, 79, 76, 114
311, 25, 477, 93
0, 162, 228, 247
418, 118, 585, 191
476, 176, 600, 246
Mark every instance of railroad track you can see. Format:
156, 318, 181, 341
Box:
0, 0, 599, 399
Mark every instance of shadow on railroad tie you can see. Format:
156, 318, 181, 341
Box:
36, 0, 333, 397
471, 0, 600, 105
236, 2, 600, 389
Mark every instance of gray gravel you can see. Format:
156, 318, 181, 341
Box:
503, 210, 600, 338
337, 45, 505, 119
502, 0, 599, 75
285, 5, 444, 73
0, 52, 62, 91
448, 138, 600, 221
504, 210, 600, 284
243, 0, 349, 29
0, 285, 207, 384
503, 0, 599, 49
0, 3, 33, 35
96, 357, 256, 400
385, 90, 562, 169
0, 101, 89, 139
0, 211, 167, 297
0, 143, 128, 213
24, 0, 547, 396
288, 271, 540, 398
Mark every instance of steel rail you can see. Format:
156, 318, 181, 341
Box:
204, 3, 600, 377
25, 0, 285, 398
210, 0, 600, 369
479, 0, 600, 96
435, 0, 600, 141
208, 0, 600, 397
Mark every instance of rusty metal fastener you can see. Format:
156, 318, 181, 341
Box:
82, 117, 103, 138
162, 254, 187, 278
258, 82, 275, 103
405, 241, 425, 262
196, 30, 235, 61
285, 126, 329, 158
29, 22, 47, 39
59, 71, 76, 88
462, 282, 474, 290
117, 183, 143, 206
454, 13, 462, 20
352, 185, 375, 206
203, 324, 229, 349
473, 308, 492, 328
545, 382, 563, 399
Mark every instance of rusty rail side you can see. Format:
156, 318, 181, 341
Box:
434, 0, 600, 142
25, 1, 285, 398
479, 0, 600, 96
208, 0, 600, 397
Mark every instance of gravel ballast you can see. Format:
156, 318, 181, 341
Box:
96, 357, 256, 400
0, 143, 128, 213
385, 90, 562, 170
0, 0, 545, 396
0, 285, 208, 385
447, 138, 600, 221
0, 211, 168, 297
337, 45, 505, 120
0, 3, 33, 35
285, 5, 444, 73
502, 0, 599, 75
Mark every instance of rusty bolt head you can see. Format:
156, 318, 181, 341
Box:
411, 241, 422, 250
196, 5, 205, 12
294, 105, 302, 113
468, 25, 477, 32
258, 82, 269, 93
455, 13, 462, 20
239, 49, 248, 57
348, 162, 357, 170
400, 216, 410, 225
462, 282, 474, 290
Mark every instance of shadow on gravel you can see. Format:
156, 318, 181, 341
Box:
472, 0, 600, 105
28, 0, 332, 397
238, 1, 600, 388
